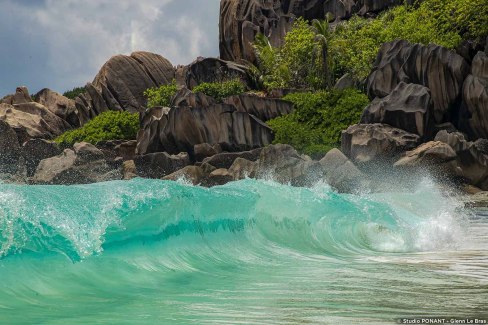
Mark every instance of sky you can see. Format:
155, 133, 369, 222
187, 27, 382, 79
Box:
0, 0, 221, 96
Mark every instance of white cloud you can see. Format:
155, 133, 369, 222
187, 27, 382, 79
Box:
0, 0, 220, 95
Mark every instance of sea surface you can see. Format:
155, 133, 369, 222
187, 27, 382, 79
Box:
0, 178, 487, 324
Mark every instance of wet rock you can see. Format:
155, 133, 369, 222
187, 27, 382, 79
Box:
201, 148, 262, 169
319, 148, 367, 193
32, 142, 120, 185
204, 168, 234, 187
341, 123, 421, 165
163, 165, 205, 185
361, 82, 433, 137
134, 152, 190, 179
22, 139, 62, 177
194, 143, 220, 162
0, 120, 21, 174
122, 160, 137, 180
228, 158, 256, 180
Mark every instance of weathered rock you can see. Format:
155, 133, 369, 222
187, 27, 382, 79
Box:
459, 52, 488, 139
223, 94, 293, 121
228, 157, 256, 180
32, 142, 120, 185
334, 73, 355, 90
194, 143, 220, 162
200, 162, 218, 175
255, 144, 322, 186
367, 40, 470, 124
134, 152, 190, 179
201, 148, 262, 169
34, 88, 79, 127
219, 0, 405, 63
0, 86, 32, 105
74, 52, 175, 124
122, 160, 137, 180
137, 100, 274, 156
22, 139, 62, 177
319, 148, 367, 193
0, 120, 21, 174
184, 57, 251, 90
361, 82, 433, 137
163, 165, 205, 185
434, 130, 470, 153
204, 168, 234, 187
0, 102, 71, 143
136, 106, 170, 155
341, 124, 421, 164
456, 139, 488, 188
394, 141, 457, 166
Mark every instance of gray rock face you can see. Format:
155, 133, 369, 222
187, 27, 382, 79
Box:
0, 102, 71, 143
0, 120, 21, 174
22, 139, 62, 177
75, 51, 175, 124
136, 91, 274, 157
219, 0, 405, 63
204, 168, 234, 187
367, 40, 470, 124
319, 148, 367, 193
255, 144, 323, 186
163, 165, 205, 185
223, 94, 293, 122
200, 148, 262, 169
361, 82, 433, 137
341, 123, 421, 164
134, 152, 191, 179
460, 52, 488, 139
194, 143, 222, 162
0, 86, 32, 105
34, 88, 79, 127
394, 141, 458, 167
183, 57, 251, 90
228, 158, 256, 180
32, 142, 120, 185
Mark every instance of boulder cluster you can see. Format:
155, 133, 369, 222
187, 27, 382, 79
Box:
0, 0, 486, 194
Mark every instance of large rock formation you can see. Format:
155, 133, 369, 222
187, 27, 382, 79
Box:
219, 0, 409, 63
459, 51, 488, 139
136, 90, 275, 157
0, 120, 22, 174
367, 40, 470, 124
223, 94, 293, 121
75, 51, 175, 124
361, 82, 433, 137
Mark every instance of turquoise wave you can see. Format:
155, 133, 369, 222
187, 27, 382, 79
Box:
0, 178, 486, 324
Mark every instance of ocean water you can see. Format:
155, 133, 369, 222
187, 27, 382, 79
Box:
0, 178, 487, 324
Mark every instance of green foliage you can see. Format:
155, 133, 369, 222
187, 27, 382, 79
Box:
63, 86, 86, 99
144, 80, 178, 108
329, 0, 487, 81
253, 18, 328, 90
193, 79, 246, 102
55, 111, 139, 147
268, 89, 370, 158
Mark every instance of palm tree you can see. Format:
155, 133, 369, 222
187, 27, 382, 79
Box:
312, 17, 332, 88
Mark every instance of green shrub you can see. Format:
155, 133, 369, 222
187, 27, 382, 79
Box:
193, 79, 246, 102
329, 0, 487, 81
267, 89, 370, 158
254, 18, 327, 90
63, 86, 86, 99
144, 80, 178, 108
55, 111, 139, 147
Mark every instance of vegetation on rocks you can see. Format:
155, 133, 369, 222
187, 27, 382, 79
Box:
63, 86, 86, 99
55, 111, 139, 147
193, 79, 246, 102
267, 89, 370, 158
144, 80, 178, 108
329, 0, 488, 81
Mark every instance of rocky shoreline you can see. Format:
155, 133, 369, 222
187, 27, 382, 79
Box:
0, 0, 487, 202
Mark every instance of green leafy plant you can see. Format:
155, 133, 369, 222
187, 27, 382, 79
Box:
193, 79, 246, 102
55, 111, 139, 147
329, 0, 487, 81
63, 86, 86, 99
267, 89, 370, 158
253, 18, 328, 91
144, 80, 178, 108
